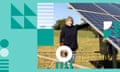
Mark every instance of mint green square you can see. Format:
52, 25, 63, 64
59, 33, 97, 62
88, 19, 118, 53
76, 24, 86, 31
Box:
37, 29, 54, 46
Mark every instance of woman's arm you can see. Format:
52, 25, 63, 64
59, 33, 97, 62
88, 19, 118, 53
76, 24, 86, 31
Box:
75, 25, 81, 30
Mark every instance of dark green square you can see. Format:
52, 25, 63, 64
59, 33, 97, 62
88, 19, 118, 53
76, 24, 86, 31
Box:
37, 29, 54, 46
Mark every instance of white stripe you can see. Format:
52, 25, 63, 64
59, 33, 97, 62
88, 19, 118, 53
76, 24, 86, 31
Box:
37, 13, 54, 16
37, 23, 54, 25
37, 3, 54, 5
37, 9, 54, 12
37, 24, 54, 25
37, 16, 54, 19
37, 18, 54, 20
38, 23, 53, 27
37, 10, 54, 12
37, 25, 53, 27
37, 19, 54, 21
37, 6, 54, 9
37, 23, 54, 26
37, 16, 54, 18
37, 20, 54, 22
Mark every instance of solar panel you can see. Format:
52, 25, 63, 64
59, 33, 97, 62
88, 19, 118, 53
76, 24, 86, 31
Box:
96, 3, 120, 16
112, 3, 120, 8
78, 11, 115, 32
70, 3, 120, 50
70, 3, 106, 14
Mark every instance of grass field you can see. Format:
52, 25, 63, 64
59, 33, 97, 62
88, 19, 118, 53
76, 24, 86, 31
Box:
38, 30, 120, 69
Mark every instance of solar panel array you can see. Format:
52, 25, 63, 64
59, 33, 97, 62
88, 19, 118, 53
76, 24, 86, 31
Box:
70, 3, 120, 50
96, 3, 120, 16
70, 3, 105, 13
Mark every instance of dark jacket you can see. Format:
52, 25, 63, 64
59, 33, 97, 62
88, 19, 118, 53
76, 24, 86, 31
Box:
60, 25, 80, 51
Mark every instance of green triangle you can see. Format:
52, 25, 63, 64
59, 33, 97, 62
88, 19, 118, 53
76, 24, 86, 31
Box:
24, 17, 36, 29
11, 4, 23, 16
13, 16, 24, 27
25, 16, 36, 27
11, 17, 22, 29
24, 4, 36, 16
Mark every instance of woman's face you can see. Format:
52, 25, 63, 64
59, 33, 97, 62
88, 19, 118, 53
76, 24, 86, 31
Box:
66, 19, 73, 27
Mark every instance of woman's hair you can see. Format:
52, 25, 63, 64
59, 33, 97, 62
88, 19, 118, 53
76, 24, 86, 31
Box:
65, 16, 73, 24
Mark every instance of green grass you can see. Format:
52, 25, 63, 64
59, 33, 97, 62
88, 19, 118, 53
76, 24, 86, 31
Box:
38, 30, 120, 68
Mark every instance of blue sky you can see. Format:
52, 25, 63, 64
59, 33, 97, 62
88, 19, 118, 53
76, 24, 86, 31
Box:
54, 3, 83, 25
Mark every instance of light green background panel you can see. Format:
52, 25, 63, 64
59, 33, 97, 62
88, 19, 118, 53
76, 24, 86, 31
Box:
10, 0, 37, 72
0, 0, 38, 72
0, 3, 10, 72
9, 30, 37, 72
0, 1, 11, 58
0, 0, 120, 72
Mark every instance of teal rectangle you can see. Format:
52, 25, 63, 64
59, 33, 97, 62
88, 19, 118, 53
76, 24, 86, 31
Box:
0, 70, 8, 72
0, 66, 9, 68
37, 29, 54, 46
0, 60, 9, 61
0, 63, 9, 65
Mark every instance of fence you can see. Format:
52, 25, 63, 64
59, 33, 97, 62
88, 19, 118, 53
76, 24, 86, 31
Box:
38, 51, 120, 69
